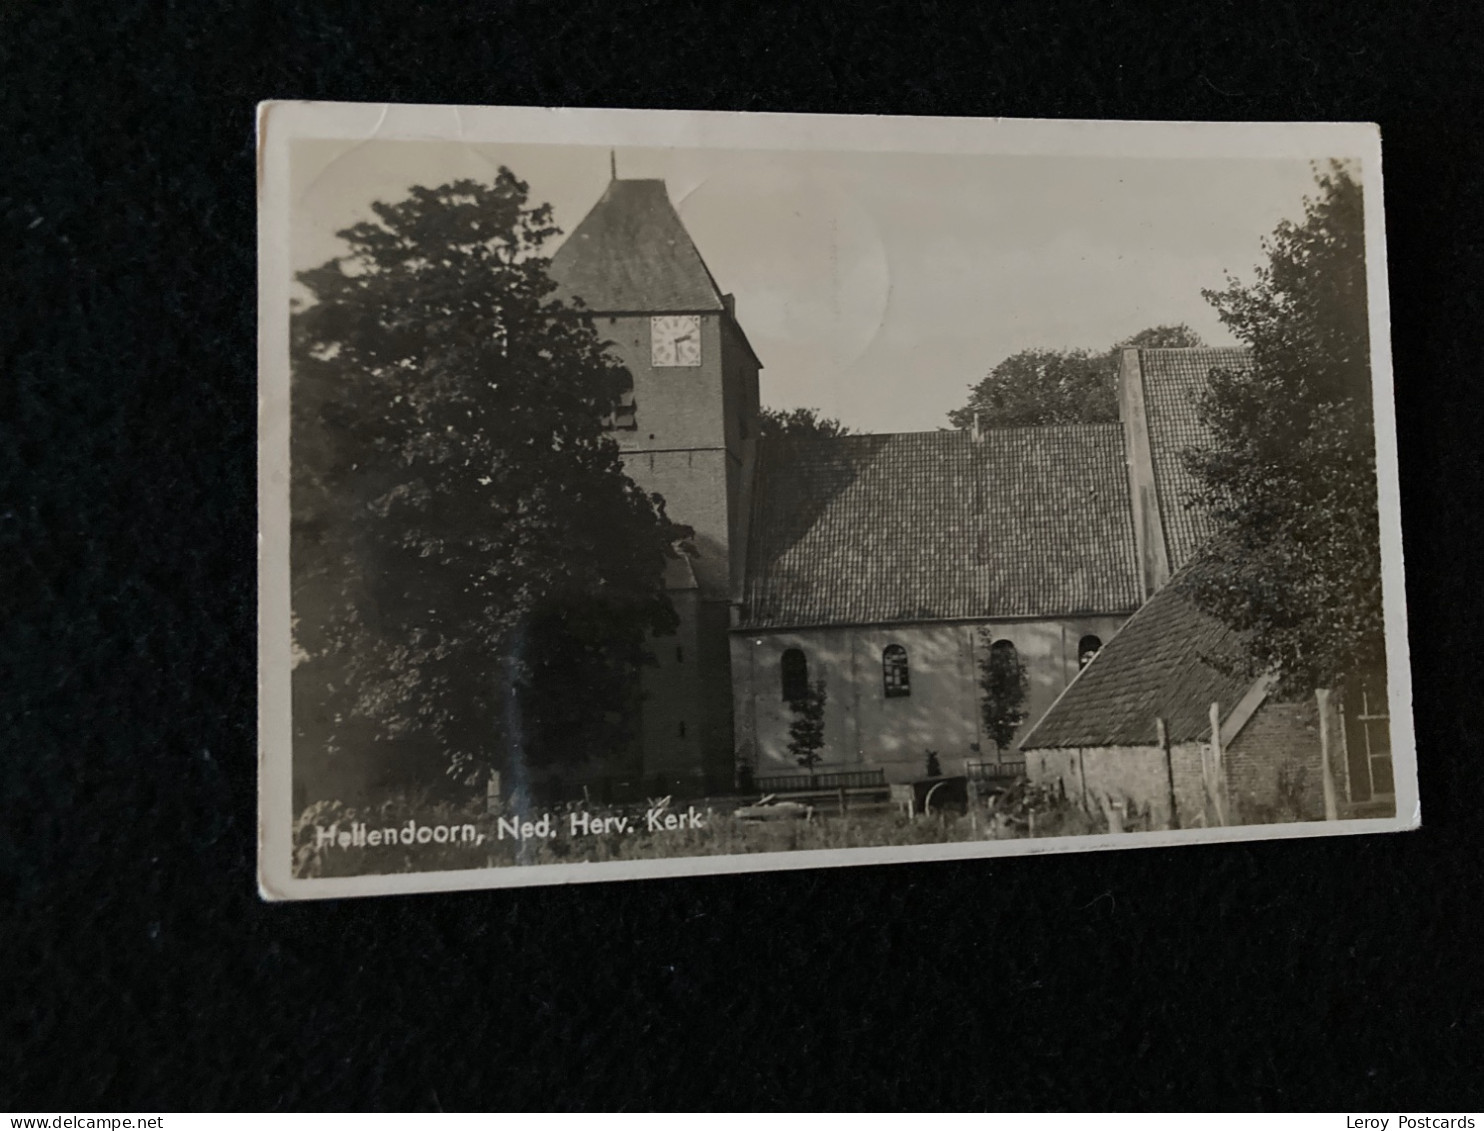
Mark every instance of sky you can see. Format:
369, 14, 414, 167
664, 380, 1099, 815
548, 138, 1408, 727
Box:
290, 138, 1325, 434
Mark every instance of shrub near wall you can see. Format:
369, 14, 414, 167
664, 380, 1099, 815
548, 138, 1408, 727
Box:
1226, 700, 1326, 823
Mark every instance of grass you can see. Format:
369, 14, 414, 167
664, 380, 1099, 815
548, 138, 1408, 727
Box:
292, 786, 1107, 879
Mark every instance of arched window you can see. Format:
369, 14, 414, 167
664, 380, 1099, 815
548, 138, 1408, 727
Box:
601, 386, 637, 431
883, 644, 910, 698
982, 639, 1029, 751
780, 648, 808, 704
1078, 634, 1103, 670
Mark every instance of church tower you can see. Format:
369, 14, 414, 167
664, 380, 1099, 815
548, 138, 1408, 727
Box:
548, 174, 762, 795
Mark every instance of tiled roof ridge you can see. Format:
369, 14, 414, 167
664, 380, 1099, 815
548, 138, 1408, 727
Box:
756, 420, 1124, 445
740, 416, 1141, 627
1018, 569, 1200, 749
1137, 345, 1250, 354
972, 419, 1124, 436
1017, 564, 1257, 750
758, 429, 949, 444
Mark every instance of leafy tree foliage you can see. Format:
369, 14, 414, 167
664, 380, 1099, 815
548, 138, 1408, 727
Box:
786, 679, 828, 771
291, 172, 689, 795
757, 406, 853, 440
1116, 325, 1208, 351
1182, 162, 1379, 692
948, 324, 1204, 429
978, 634, 1029, 752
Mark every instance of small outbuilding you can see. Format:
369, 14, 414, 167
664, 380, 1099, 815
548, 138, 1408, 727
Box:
1018, 575, 1370, 829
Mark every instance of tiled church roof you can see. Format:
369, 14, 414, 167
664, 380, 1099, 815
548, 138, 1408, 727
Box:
1019, 572, 1254, 750
547, 179, 726, 313
1140, 347, 1253, 572
738, 425, 1142, 629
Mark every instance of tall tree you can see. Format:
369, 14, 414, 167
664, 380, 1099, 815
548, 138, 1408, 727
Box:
758, 406, 853, 441
948, 324, 1204, 429
1181, 162, 1379, 692
787, 680, 828, 772
977, 633, 1029, 753
291, 172, 690, 795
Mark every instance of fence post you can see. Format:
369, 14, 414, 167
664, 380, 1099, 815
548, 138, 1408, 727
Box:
1157, 717, 1179, 830
1209, 702, 1228, 827
1316, 688, 1339, 821
485, 770, 503, 815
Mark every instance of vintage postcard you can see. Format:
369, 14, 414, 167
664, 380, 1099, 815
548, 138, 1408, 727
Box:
257, 102, 1416, 900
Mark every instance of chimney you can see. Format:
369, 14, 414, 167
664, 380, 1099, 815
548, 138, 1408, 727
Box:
1117, 348, 1171, 597
722, 293, 737, 319
971, 411, 986, 442
1115, 346, 1136, 422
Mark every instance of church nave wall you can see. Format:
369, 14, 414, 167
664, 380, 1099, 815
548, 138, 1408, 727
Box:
731, 613, 1128, 784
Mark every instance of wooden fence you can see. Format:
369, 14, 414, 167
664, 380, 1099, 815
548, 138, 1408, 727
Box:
964, 759, 1026, 783
753, 768, 887, 794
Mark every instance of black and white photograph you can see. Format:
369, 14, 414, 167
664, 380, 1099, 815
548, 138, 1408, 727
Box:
257, 104, 1414, 899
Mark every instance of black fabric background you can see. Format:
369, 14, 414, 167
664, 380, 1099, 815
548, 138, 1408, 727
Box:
3, 0, 1482, 1112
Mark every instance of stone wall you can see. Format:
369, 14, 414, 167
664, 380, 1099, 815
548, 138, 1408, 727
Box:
1225, 698, 1326, 823
733, 614, 1127, 784
1026, 696, 1333, 830
1026, 742, 1208, 830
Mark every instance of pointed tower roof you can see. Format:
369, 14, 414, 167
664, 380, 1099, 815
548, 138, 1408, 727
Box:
548, 179, 727, 313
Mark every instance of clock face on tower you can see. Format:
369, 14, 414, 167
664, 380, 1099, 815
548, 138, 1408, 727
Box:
650, 315, 701, 367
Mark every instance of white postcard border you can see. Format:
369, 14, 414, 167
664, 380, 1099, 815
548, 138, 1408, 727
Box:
257, 101, 1417, 902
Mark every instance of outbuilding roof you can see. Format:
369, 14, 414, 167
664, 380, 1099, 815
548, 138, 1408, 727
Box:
547, 179, 726, 313
737, 425, 1143, 629
1018, 571, 1255, 750
1139, 347, 1253, 572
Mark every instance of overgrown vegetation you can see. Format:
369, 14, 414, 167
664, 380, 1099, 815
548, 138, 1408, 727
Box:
292, 784, 1109, 879
1234, 764, 1319, 825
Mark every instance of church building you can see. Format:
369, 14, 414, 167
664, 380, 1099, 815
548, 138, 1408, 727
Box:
549, 173, 1252, 793
730, 344, 1252, 785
